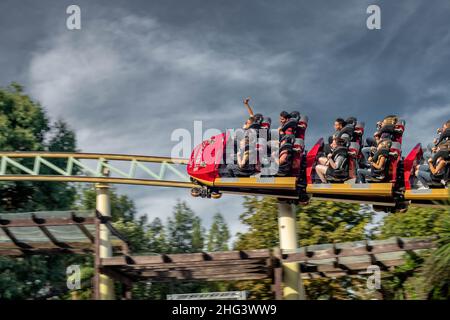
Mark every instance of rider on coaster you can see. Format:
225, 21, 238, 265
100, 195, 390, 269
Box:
421, 120, 450, 164
338, 117, 357, 146
272, 134, 294, 176
315, 137, 349, 183
361, 115, 400, 167
322, 117, 357, 156
414, 124, 450, 189
322, 118, 346, 155
433, 120, 450, 150
225, 135, 257, 177
278, 111, 292, 136
242, 97, 263, 130
242, 97, 256, 130
222, 98, 260, 177
415, 143, 450, 189
275, 110, 305, 175
357, 139, 392, 183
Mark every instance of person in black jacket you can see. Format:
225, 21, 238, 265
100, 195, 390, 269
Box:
315, 138, 349, 183
361, 115, 399, 167
322, 118, 346, 155
357, 139, 392, 183
433, 120, 450, 150
415, 142, 450, 189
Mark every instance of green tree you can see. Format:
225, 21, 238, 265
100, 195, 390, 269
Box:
0, 84, 82, 299
78, 186, 137, 222
167, 200, 204, 253
378, 206, 448, 238
234, 197, 279, 250
140, 202, 225, 299
113, 218, 150, 253
297, 200, 371, 246
207, 212, 230, 252
234, 197, 372, 300
421, 220, 450, 299
235, 197, 370, 249
377, 206, 450, 300
78, 186, 148, 252
192, 216, 205, 252
29, 119, 79, 211
147, 217, 168, 253
0, 83, 77, 212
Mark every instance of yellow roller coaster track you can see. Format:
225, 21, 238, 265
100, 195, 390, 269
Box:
0, 152, 195, 188
1, 152, 448, 207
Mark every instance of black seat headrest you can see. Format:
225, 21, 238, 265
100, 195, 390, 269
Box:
290, 111, 301, 121
253, 113, 263, 124
282, 118, 298, 131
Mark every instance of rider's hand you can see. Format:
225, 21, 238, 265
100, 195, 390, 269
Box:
244, 97, 250, 105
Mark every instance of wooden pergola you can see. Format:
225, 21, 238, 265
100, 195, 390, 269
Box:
282, 237, 435, 279
0, 210, 436, 300
99, 238, 435, 299
0, 210, 128, 256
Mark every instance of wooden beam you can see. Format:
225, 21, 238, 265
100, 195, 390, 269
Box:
37, 225, 72, 249
313, 259, 406, 273
0, 241, 92, 250
0, 246, 94, 255
133, 272, 269, 282
0, 249, 22, 255
122, 264, 266, 275
76, 224, 95, 243
283, 239, 435, 263
100, 250, 271, 266
100, 267, 133, 286
0, 217, 95, 227
100, 258, 267, 269
0, 226, 33, 250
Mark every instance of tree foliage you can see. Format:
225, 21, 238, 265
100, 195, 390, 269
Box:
207, 212, 230, 252
78, 186, 137, 222
377, 206, 450, 300
0, 84, 77, 212
167, 201, 203, 253
0, 84, 81, 299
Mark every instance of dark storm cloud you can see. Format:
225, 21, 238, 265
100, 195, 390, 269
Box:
1, 0, 450, 239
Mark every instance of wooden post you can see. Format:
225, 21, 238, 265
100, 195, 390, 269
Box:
93, 216, 100, 300
123, 284, 133, 300
274, 266, 283, 300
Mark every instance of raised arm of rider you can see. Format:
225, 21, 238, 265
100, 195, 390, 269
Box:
243, 98, 254, 117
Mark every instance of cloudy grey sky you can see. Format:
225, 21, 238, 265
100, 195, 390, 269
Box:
1, 0, 450, 241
